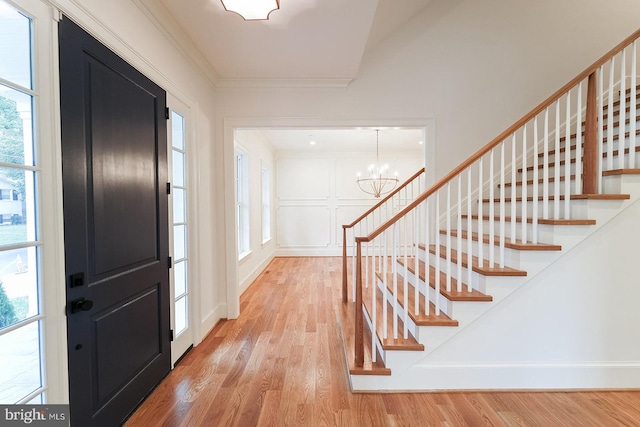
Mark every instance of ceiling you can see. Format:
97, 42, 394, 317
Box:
144, 0, 434, 151
244, 128, 425, 152
154, 0, 435, 82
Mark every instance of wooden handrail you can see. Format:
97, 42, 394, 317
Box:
356, 27, 640, 244
342, 168, 425, 230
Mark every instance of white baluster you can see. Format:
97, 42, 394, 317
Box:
631, 41, 637, 169
478, 158, 484, 263
392, 223, 398, 340
554, 100, 561, 219
499, 142, 505, 268
446, 182, 452, 292
533, 117, 539, 244
607, 58, 615, 171
371, 240, 376, 363
457, 175, 462, 292
467, 168, 473, 292
365, 218, 369, 289
489, 149, 495, 267
435, 191, 441, 316
575, 82, 583, 195
522, 124, 528, 243
565, 91, 572, 218
543, 108, 550, 219
403, 215, 408, 340
352, 225, 358, 301
424, 199, 430, 315
619, 49, 626, 170
382, 230, 388, 340
414, 204, 420, 316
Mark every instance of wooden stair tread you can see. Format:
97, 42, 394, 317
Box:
602, 114, 640, 132
375, 270, 459, 327
603, 168, 640, 176
604, 105, 640, 121
500, 175, 575, 188
361, 278, 424, 351
419, 244, 527, 276
400, 257, 493, 302
481, 193, 630, 203
519, 146, 640, 172
538, 135, 640, 158
602, 93, 640, 111
440, 230, 561, 251
462, 214, 596, 226
339, 301, 391, 376
555, 114, 640, 144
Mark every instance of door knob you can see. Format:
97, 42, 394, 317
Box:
70, 298, 94, 314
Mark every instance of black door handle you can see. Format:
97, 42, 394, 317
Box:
70, 298, 94, 314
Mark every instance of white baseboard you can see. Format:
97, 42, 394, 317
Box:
350, 362, 640, 391
197, 303, 226, 344
240, 255, 275, 295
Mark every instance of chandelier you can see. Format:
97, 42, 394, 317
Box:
356, 130, 399, 198
220, 0, 280, 20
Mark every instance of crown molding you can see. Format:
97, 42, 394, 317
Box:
215, 78, 353, 91
132, 0, 220, 89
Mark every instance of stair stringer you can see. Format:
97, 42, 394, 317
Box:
351, 176, 640, 391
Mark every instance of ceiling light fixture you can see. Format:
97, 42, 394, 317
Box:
357, 130, 399, 198
220, 0, 280, 21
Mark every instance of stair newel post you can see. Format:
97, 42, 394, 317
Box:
583, 71, 599, 194
522, 124, 528, 243
630, 40, 637, 169
606, 59, 615, 172
355, 239, 364, 368
575, 82, 583, 195
618, 49, 627, 171
342, 226, 348, 303
564, 91, 572, 219
511, 134, 517, 244
554, 100, 561, 219
532, 117, 539, 244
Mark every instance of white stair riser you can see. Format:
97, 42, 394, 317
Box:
602, 174, 640, 196
479, 199, 571, 218
461, 219, 540, 242
395, 266, 454, 318
519, 149, 640, 178
443, 235, 559, 271
503, 180, 578, 199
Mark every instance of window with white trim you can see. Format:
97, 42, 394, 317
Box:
261, 163, 271, 244
0, 0, 44, 404
235, 147, 249, 258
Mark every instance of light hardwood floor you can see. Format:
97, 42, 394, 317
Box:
125, 257, 640, 426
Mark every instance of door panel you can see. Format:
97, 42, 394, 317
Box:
88, 57, 159, 274
59, 17, 170, 427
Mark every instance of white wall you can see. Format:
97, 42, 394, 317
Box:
234, 130, 276, 293
216, 0, 640, 178
275, 150, 423, 256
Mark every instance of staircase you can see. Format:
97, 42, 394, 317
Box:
340, 29, 640, 391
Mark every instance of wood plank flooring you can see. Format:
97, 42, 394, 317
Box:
125, 257, 640, 426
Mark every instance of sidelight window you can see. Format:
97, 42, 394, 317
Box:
0, 0, 43, 404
